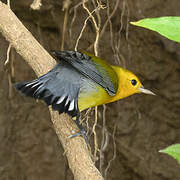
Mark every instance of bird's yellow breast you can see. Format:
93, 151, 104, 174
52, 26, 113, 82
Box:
78, 79, 111, 111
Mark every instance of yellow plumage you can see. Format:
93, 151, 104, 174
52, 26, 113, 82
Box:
78, 66, 143, 111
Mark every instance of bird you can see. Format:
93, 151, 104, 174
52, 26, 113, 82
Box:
14, 51, 155, 142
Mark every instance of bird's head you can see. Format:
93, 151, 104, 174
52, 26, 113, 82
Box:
111, 66, 155, 100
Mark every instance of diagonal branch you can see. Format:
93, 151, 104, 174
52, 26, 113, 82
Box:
0, 2, 103, 180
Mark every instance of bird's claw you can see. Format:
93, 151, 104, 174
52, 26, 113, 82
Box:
68, 129, 88, 144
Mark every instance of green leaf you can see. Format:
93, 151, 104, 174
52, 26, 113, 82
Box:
159, 144, 180, 164
130, 17, 180, 43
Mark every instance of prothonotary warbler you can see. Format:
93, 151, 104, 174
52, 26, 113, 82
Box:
14, 51, 155, 142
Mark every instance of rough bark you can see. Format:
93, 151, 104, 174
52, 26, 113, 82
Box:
0, 2, 103, 180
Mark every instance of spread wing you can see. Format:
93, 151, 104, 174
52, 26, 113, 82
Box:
51, 51, 118, 96
14, 64, 81, 117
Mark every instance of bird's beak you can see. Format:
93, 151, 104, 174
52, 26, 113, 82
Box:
138, 86, 156, 95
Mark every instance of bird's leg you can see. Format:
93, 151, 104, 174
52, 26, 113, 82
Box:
69, 112, 88, 144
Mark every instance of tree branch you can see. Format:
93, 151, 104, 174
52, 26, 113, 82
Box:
0, 2, 103, 180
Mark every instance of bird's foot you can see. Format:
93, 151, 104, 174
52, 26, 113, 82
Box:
68, 129, 88, 144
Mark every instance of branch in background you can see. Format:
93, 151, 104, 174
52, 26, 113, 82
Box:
61, 0, 71, 51
4, 0, 14, 99
30, 0, 42, 10
0, 2, 103, 180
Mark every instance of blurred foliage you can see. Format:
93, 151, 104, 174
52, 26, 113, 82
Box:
131, 17, 180, 43
131, 16, 180, 165
160, 144, 180, 164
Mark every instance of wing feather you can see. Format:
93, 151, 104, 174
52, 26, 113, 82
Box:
51, 51, 118, 96
14, 65, 80, 117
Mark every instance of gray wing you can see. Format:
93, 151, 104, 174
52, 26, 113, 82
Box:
51, 51, 118, 96
14, 63, 81, 117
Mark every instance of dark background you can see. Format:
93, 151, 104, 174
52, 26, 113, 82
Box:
0, 0, 180, 179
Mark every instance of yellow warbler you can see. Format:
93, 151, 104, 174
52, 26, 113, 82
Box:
14, 51, 155, 141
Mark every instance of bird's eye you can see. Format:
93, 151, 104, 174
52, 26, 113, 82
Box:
131, 79, 137, 86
